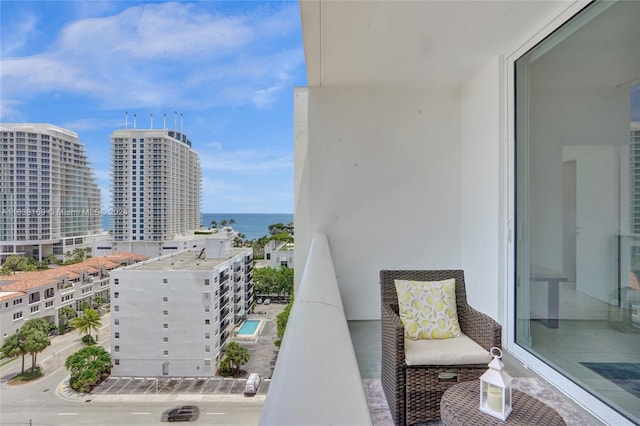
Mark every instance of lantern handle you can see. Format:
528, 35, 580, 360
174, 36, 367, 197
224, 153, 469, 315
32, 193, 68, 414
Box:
490, 347, 502, 359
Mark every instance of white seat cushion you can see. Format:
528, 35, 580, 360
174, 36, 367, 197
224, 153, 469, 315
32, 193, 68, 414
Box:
404, 334, 492, 366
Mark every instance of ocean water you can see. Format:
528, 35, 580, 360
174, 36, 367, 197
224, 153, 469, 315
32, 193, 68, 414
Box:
101, 213, 293, 241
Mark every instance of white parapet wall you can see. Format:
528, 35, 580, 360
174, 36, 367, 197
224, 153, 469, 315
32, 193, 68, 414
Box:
259, 232, 372, 426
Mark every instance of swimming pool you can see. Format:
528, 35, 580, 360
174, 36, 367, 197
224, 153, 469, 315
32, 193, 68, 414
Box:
237, 319, 261, 336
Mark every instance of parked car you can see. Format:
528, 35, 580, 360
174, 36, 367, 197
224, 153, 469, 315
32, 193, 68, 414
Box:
161, 405, 200, 422
244, 373, 262, 396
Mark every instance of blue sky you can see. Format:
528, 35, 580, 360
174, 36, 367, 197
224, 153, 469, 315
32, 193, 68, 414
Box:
0, 1, 305, 213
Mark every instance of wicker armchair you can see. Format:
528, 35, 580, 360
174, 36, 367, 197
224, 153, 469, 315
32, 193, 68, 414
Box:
380, 270, 502, 425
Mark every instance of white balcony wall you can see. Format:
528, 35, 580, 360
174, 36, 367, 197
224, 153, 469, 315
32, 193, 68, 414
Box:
295, 87, 463, 320
460, 57, 504, 321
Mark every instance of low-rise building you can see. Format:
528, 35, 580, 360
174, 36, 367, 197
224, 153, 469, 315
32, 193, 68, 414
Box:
264, 240, 294, 269
109, 235, 254, 377
0, 252, 147, 346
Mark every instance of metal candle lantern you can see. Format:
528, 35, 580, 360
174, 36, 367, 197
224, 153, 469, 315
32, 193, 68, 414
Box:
479, 347, 513, 420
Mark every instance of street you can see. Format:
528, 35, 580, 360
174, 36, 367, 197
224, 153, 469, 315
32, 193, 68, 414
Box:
0, 317, 264, 425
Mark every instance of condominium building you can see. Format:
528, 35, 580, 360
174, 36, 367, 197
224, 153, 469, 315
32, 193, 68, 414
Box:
109, 235, 254, 377
0, 252, 147, 347
110, 128, 201, 244
0, 124, 105, 264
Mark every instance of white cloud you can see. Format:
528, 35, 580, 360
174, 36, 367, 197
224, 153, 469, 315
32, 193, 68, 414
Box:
1, 2, 304, 112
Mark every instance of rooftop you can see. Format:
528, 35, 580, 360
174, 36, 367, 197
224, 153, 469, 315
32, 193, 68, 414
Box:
128, 248, 250, 272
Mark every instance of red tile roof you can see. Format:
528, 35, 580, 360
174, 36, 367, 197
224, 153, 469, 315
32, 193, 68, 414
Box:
0, 252, 148, 294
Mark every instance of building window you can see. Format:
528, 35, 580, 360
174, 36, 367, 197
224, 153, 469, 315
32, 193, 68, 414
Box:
114, 305, 119, 312
163, 310, 168, 316
162, 278, 168, 284
114, 278, 119, 285
205, 332, 210, 339
115, 359, 120, 366
114, 345, 120, 352
205, 346, 210, 353
204, 279, 210, 285
514, 1, 640, 422
114, 319, 120, 325
163, 350, 169, 356
163, 323, 168, 329
114, 292, 119, 299
163, 296, 168, 302
205, 319, 210, 325
163, 337, 168, 342
13, 312, 23, 320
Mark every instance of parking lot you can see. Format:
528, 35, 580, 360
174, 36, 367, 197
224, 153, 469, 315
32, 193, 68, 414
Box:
92, 376, 270, 396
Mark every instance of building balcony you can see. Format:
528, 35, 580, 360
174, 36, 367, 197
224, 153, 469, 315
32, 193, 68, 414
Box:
260, 233, 603, 426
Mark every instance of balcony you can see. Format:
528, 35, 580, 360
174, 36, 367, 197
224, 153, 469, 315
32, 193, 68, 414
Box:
260, 234, 602, 426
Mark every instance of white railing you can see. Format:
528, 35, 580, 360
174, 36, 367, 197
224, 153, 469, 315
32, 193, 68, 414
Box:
260, 233, 372, 426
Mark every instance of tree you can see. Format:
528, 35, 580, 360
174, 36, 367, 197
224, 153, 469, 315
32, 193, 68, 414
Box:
59, 306, 77, 331
1, 334, 26, 374
69, 308, 102, 341
77, 300, 91, 312
0, 255, 37, 275
253, 267, 280, 296
220, 341, 250, 375
220, 219, 228, 227
24, 330, 50, 374
275, 299, 293, 348
65, 345, 111, 392
93, 295, 106, 310
277, 266, 294, 296
268, 223, 294, 236
210, 220, 218, 229
20, 318, 51, 372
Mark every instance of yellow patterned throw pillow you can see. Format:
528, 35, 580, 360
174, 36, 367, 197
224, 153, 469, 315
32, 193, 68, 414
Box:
394, 278, 462, 340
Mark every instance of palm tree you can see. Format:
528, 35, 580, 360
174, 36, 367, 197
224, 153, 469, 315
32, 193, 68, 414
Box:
65, 345, 111, 392
220, 219, 228, 227
24, 330, 50, 373
69, 308, 102, 341
20, 319, 50, 373
210, 220, 218, 229
1, 334, 26, 374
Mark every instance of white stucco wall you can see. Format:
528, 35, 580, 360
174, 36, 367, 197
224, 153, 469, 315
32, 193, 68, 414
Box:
297, 87, 462, 320
460, 57, 503, 321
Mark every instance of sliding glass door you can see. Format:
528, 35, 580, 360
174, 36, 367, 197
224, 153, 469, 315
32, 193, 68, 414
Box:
515, 1, 640, 421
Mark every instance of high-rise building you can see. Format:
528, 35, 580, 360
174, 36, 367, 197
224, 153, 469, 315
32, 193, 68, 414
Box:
109, 128, 201, 243
0, 124, 104, 264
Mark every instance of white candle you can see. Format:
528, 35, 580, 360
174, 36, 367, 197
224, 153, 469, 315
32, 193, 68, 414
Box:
487, 386, 503, 412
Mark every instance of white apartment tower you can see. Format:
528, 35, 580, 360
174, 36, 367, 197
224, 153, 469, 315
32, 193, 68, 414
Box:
0, 124, 103, 263
110, 128, 201, 243
110, 236, 254, 377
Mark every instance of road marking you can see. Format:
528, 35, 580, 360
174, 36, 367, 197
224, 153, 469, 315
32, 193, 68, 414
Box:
131, 412, 151, 415
207, 412, 225, 415
58, 413, 78, 416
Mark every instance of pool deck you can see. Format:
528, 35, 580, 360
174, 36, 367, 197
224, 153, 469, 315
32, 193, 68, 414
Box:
235, 318, 267, 341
